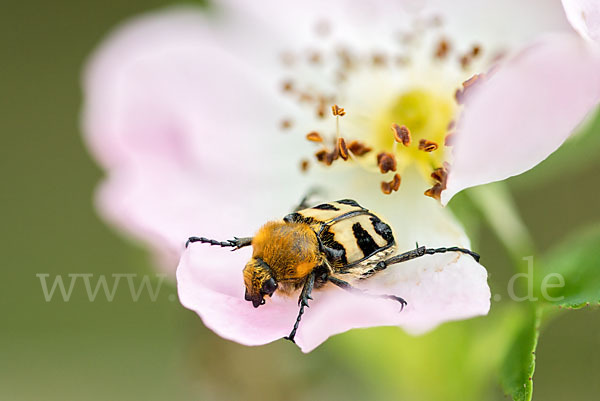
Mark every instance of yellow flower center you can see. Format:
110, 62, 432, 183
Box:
372, 88, 455, 177
276, 12, 492, 197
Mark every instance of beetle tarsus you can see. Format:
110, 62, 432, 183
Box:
186, 236, 253, 250
384, 295, 407, 311
327, 276, 407, 311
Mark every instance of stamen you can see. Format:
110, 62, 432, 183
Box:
398, 31, 415, 45
282, 80, 294, 93
462, 73, 484, 89
300, 159, 310, 172
459, 54, 471, 70
308, 50, 322, 64
306, 131, 323, 142
315, 145, 340, 167
391, 123, 411, 146
381, 174, 402, 194
299, 92, 314, 103
434, 38, 450, 59
459, 44, 482, 69
424, 185, 443, 200
332, 104, 345, 138
430, 15, 443, 27
281, 119, 293, 130
331, 104, 346, 117
336, 70, 348, 83
328, 146, 340, 165
372, 53, 387, 67
348, 140, 372, 156
430, 167, 448, 183
278, 20, 489, 196
315, 95, 334, 119
314, 20, 331, 37
418, 139, 439, 152
377, 152, 397, 173
337, 47, 354, 70
455, 73, 485, 104
337, 137, 349, 161
315, 149, 328, 163
317, 103, 326, 118
394, 55, 410, 67
424, 166, 448, 200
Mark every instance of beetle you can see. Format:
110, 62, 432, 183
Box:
186, 198, 480, 343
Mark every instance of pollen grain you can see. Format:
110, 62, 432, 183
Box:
331, 104, 346, 117
377, 152, 397, 173
381, 174, 402, 195
391, 123, 411, 146
337, 137, 349, 161
418, 139, 439, 152
348, 140, 372, 156
306, 131, 323, 142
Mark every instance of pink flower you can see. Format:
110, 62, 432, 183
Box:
82, 1, 599, 351
562, 0, 600, 44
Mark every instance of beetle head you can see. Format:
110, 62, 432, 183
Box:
243, 257, 278, 308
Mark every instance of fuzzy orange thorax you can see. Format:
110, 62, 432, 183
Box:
243, 221, 322, 299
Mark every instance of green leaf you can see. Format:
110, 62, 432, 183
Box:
536, 224, 600, 308
500, 225, 600, 401
500, 307, 541, 401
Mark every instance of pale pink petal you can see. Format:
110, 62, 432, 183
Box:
442, 33, 600, 205
82, 8, 313, 272
225, 0, 570, 50
82, 6, 298, 170
178, 172, 490, 352
95, 159, 307, 272
178, 231, 489, 353
562, 0, 600, 43
423, 0, 570, 47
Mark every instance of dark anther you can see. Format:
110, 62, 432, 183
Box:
377, 152, 397, 174
348, 140, 372, 156
381, 173, 401, 195
391, 123, 411, 146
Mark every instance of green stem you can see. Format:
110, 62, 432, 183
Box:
467, 182, 536, 273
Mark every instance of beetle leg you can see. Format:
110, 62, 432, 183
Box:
292, 187, 323, 211
375, 245, 480, 270
284, 271, 316, 344
328, 276, 407, 311
314, 233, 346, 265
185, 236, 253, 250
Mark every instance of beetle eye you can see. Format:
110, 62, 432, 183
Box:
261, 278, 278, 295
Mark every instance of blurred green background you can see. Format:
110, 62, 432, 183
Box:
1, 1, 599, 400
